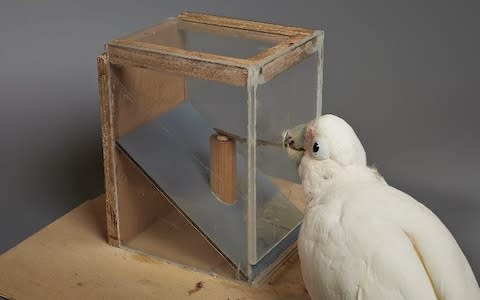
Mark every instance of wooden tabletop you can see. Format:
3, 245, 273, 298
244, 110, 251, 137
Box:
0, 195, 309, 300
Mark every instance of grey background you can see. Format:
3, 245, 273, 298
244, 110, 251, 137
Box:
0, 0, 478, 281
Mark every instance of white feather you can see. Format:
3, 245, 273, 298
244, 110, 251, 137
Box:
294, 114, 479, 300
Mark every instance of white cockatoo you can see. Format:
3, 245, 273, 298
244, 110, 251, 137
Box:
282, 114, 479, 300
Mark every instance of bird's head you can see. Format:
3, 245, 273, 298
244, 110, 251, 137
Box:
283, 114, 366, 167
282, 123, 306, 165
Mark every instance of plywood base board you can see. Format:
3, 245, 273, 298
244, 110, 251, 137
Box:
0, 195, 309, 300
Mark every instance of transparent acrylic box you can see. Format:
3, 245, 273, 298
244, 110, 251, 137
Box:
97, 12, 324, 283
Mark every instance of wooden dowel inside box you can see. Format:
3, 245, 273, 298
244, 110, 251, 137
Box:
210, 134, 236, 204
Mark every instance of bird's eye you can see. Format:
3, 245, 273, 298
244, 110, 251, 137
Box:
313, 142, 320, 153
311, 138, 329, 160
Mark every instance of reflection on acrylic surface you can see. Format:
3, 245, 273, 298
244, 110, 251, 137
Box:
117, 101, 304, 272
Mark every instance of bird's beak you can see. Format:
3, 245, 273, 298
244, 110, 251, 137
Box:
282, 123, 306, 164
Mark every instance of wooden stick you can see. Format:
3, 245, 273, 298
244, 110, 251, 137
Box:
107, 41, 249, 87
97, 53, 120, 246
178, 12, 314, 36
260, 38, 318, 83
210, 134, 236, 204
213, 128, 282, 147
